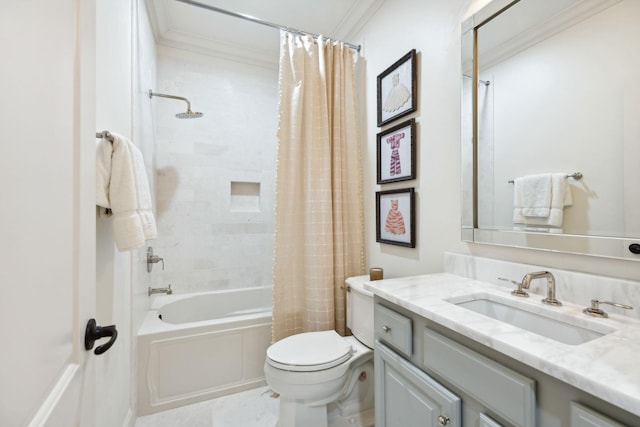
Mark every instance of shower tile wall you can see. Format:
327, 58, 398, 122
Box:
151, 46, 278, 293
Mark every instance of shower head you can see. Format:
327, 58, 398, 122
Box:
175, 110, 204, 119
149, 90, 204, 119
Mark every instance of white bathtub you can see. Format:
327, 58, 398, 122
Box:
137, 287, 273, 415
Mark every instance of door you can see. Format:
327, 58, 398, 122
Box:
0, 1, 98, 426
375, 342, 461, 427
570, 402, 625, 427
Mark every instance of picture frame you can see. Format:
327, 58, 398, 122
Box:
377, 49, 417, 127
376, 187, 415, 248
377, 118, 416, 184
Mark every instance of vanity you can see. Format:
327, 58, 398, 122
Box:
368, 0, 640, 423
366, 263, 640, 426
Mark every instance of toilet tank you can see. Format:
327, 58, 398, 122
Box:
346, 276, 374, 348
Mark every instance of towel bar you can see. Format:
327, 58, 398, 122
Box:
508, 172, 582, 184
96, 130, 114, 142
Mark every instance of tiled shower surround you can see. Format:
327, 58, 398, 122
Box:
150, 47, 279, 293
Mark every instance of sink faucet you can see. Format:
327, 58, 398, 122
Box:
522, 271, 562, 306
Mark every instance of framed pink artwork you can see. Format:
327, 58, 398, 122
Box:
377, 118, 416, 184
376, 187, 415, 248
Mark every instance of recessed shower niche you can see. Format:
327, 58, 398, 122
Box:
230, 181, 261, 212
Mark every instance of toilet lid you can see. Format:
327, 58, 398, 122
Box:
267, 330, 353, 372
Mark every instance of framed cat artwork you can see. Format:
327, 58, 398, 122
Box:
376, 187, 416, 248
377, 118, 416, 184
377, 49, 417, 127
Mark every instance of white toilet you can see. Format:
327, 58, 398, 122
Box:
264, 276, 375, 427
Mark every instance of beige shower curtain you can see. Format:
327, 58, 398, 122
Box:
272, 32, 364, 343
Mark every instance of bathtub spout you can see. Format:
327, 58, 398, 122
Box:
148, 284, 172, 296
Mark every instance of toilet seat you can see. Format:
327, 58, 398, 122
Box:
267, 330, 353, 372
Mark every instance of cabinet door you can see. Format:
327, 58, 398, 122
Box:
480, 413, 504, 427
570, 402, 625, 427
376, 341, 461, 427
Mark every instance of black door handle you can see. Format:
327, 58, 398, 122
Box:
84, 318, 118, 355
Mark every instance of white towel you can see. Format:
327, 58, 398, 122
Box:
96, 133, 158, 251
513, 173, 572, 228
514, 173, 552, 217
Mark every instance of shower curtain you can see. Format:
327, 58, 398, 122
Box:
272, 31, 364, 342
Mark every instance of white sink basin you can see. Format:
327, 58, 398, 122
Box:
447, 293, 615, 345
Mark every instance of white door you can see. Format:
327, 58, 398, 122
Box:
0, 1, 100, 426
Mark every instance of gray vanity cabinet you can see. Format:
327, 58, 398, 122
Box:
374, 298, 640, 426
374, 301, 532, 427
375, 341, 461, 427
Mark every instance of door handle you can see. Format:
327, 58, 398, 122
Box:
84, 318, 118, 355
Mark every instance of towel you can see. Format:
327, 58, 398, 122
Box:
513, 173, 572, 228
96, 132, 158, 251
514, 173, 552, 217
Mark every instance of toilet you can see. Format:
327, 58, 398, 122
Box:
264, 276, 375, 427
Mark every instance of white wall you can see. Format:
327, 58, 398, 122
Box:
131, 0, 158, 419
95, 1, 134, 426
150, 47, 278, 294
95, 0, 158, 425
357, 0, 479, 278
356, 0, 640, 281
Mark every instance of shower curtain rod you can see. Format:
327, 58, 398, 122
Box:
175, 0, 361, 52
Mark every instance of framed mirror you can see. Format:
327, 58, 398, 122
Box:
461, 0, 640, 260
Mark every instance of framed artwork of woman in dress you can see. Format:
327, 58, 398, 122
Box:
377, 49, 417, 127
377, 119, 416, 184
376, 187, 415, 248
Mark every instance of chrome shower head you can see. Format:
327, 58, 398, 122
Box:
149, 90, 204, 119
175, 110, 203, 119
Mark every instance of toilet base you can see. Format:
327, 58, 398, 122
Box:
327, 405, 374, 427
277, 400, 327, 427
276, 399, 374, 427
273, 359, 374, 427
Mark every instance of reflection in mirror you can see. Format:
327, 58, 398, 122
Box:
462, 0, 640, 259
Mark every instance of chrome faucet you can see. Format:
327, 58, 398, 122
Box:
522, 271, 561, 306
148, 284, 172, 296
147, 246, 164, 273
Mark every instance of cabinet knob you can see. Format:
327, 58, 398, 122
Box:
381, 325, 391, 333
438, 415, 450, 425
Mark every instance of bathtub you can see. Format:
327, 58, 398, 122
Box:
137, 287, 273, 415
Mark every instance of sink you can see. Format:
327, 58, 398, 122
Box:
447, 293, 615, 345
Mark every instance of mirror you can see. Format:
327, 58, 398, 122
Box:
462, 0, 640, 259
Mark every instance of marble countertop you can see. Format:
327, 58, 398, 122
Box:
364, 273, 640, 417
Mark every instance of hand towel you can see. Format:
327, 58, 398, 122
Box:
96, 133, 157, 251
513, 173, 572, 228
514, 173, 552, 217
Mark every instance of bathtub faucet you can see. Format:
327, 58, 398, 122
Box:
148, 284, 172, 296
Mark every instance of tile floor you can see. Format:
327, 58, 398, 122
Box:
135, 386, 279, 427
